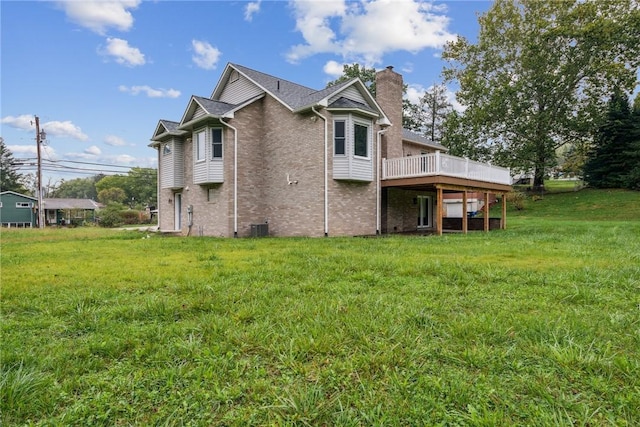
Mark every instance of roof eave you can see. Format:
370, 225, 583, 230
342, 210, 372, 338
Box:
326, 107, 380, 118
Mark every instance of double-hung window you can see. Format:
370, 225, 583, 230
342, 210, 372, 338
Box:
196, 130, 206, 161
211, 128, 223, 159
334, 120, 346, 155
354, 123, 368, 157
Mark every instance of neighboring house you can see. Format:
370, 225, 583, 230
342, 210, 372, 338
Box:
0, 191, 37, 228
150, 63, 512, 237
42, 198, 103, 225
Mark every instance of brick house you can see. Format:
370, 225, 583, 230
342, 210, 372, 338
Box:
150, 63, 511, 237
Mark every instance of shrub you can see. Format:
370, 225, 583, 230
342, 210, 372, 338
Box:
97, 204, 125, 228
506, 190, 526, 210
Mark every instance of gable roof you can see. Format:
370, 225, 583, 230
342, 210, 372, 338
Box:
211, 63, 390, 124
150, 119, 186, 144
402, 129, 448, 152
0, 191, 37, 201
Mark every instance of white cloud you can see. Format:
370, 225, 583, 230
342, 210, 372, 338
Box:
108, 154, 137, 164
1, 114, 34, 131
287, 0, 455, 65
118, 85, 180, 98
405, 82, 465, 112
323, 60, 345, 78
2, 115, 89, 141
104, 135, 127, 146
42, 121, 90, 141
100, 37, 145, 67
191, 40, 221, 70
85, 145, 102, 156
405, 83, 425, 105
8, 145, 37, 156
245, 1, 261, 21
58, 0, 141, 35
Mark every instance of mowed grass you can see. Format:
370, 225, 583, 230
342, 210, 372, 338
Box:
2, 189, 639, 426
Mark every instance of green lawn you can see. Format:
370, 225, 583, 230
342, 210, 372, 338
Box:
2, 189, 639, 426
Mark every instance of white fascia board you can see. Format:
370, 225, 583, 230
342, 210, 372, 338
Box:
210, 62, 234, 99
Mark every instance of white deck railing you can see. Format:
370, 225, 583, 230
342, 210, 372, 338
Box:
382, 152, 511, 185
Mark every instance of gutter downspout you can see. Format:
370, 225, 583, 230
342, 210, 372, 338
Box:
311, 106, 328, 237
376, 127, 389, 235
220, 118, 238, 237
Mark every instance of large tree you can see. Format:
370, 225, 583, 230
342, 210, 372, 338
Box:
51, 175, 103, 200
419, 84, 452, 142
443, 0, 640, 189
0, 137, 28, 193
94, 168, 157, 207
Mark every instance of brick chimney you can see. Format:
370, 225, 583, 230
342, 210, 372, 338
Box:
375, 66, 403, 159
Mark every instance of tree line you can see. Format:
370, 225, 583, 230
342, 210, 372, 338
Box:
329, 0, 640, 191
0, 141, 157, 209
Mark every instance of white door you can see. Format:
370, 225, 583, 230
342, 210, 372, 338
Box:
417, 195, 432, 228
174, 193, 182, 231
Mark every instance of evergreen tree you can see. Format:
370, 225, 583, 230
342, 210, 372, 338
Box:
622, 94, 640, 190
443, 0, 640, 190
0, 137, 27, 193
584, 90, 635, 188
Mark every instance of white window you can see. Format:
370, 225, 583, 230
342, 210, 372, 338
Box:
16, 202, 32, 208
211, 128, 223, 159
354, 122, 368, 157
334, 120, 346, 155
195, 130, 206, 161
162, 143, 172, 155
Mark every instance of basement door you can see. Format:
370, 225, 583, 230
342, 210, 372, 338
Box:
417, 195, 432, 229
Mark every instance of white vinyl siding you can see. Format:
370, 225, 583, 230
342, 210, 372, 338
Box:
219, 73, 263, 104
193, 105, 207, 120
332, 114, 373, 182
328, 86, 368, 105
160, 138, 184, 190
193, 127, 224, 185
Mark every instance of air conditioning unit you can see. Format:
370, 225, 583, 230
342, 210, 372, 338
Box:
250, 223, 268, 237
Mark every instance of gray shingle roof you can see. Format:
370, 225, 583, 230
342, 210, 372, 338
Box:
230, 63, 318, 110
328, 97, 378, 114
159, 120, 181, 133
193, 96, 237, 116
43, 198, 102, 210
402, 129, 448, 151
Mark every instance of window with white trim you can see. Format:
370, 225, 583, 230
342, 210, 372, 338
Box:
211, 128, 223, 159
334, 120, 345, 155
195, 130, 206, 161
16, 202, 32, 208
354, 122, 368, 157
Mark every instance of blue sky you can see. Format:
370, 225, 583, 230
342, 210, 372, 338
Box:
1, 0, 491, 183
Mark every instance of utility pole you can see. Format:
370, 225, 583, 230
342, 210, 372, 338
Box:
35, 116, 45, 228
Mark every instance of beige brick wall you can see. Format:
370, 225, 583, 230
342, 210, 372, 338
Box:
384, 188, 436, 233
375, 67, 404, 160
157, 89, 391, 237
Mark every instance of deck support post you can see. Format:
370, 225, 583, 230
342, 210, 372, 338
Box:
436, 186, 443, 236
484, 192, 490, 232
462, 191, 468, 234
501, 193, 507, 230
